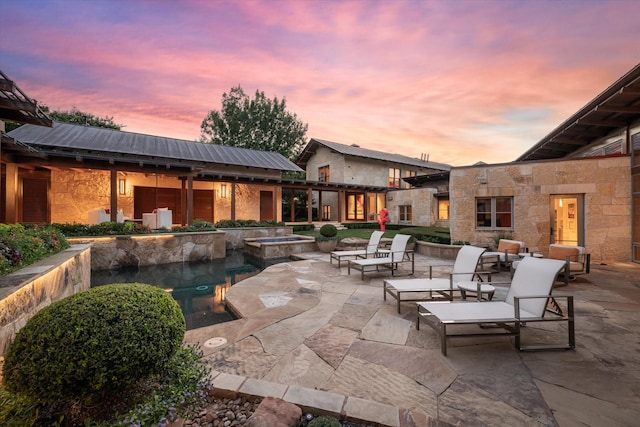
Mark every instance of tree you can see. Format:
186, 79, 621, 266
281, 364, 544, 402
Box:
200, 86, 308, 161
4, 105, 122, 132
45, 106, 122, 130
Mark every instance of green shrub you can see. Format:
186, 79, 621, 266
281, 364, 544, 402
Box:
2, 283, 186, 403
214, 219, 285, 228
398, 226, 451, 244
52, 221, 150, 236
0, 223, 70, 275
319, 224, 338, 238
308, 415, 342, 427
292, 223, 315, 232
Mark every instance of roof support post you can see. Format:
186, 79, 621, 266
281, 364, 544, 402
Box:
110, 168, 118, 222
4, 163, 18, 223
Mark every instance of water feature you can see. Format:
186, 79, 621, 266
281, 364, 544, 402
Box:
243, 234, 316, 259
91, 250, 284, 330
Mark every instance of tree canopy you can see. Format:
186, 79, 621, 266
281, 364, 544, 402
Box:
4, 105, 123, 132
200, 86, 308, 161
44, 106, 122, 130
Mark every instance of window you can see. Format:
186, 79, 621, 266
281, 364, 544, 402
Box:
405, 170, 416, 188
399, 205, 412, 223
476, 197, 513, 229
389, 168, 400, 188
318, 165, 330, 182
438, 197, 450, 220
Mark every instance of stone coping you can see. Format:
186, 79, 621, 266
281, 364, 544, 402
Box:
0, 244, 91, 298
209, 370, 400, 427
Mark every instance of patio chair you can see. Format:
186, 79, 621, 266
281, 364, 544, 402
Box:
142, 207, 173, 229
87, 207, 125, 224
548, 244, 591, 285
383, 245, 489, 313
417, 256, 574, 355
330, 230, 384, 267
480, 239, 525, 272
347, 234, 414, 280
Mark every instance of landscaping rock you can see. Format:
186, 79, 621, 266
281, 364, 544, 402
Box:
246, 396, 302, 427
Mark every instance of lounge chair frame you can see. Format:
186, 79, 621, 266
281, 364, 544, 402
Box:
416, 257, 575, 355
383, 245, 488, 313
330, 230, 384, 267
347, 234, 414, 280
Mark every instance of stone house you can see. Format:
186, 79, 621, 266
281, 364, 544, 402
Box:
296, 138, 451, 224
2, 121, 304, 225
449, 64, 640, 263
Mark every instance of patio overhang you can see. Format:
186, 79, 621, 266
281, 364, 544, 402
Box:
517, 63, 640, 161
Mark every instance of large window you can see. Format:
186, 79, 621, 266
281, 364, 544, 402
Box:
318, 165, 330, 182
399, 205, 412, 223
389, 168, 400, 188
476, 197, 513, 229
404, 170, 416, 188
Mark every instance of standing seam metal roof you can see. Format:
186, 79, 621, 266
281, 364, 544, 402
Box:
297, 138, 451, 171
7, 122, 303, 172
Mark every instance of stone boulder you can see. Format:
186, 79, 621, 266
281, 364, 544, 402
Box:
246, 396, 302, 427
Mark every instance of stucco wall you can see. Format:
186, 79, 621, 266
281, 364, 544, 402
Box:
449, 155, 631, 262
50, 170, 282, 224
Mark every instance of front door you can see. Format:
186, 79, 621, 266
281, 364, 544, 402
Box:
550, 195, 584, 246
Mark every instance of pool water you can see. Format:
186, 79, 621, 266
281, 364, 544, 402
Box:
91, 251, 282, 330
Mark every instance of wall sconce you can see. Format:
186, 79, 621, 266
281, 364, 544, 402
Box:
478, 177, 488, 184
219, 184, 229, 199
118, 178, 126, 195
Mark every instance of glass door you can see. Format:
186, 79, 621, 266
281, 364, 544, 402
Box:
550, 195, 584, 246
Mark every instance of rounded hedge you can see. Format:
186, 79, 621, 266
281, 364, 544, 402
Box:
319, 224, 338, 238
2, 283, 186, 402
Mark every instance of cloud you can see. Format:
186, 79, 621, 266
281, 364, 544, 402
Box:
1, 0, 638, 166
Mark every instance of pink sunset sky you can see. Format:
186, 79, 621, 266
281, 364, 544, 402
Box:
1, 0, 638, 166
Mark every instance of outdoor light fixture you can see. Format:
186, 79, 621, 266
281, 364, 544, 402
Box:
220, 184, 228, 198
118, 178, 126, 195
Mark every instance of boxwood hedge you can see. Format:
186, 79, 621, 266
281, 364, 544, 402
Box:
2, 283, 186, 403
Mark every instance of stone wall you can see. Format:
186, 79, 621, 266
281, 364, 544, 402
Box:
50, 169, 283, 224
387, 187, 437, 226
69, 232, 227, 270
222, 227, 293, 250
449, 155, 631, 262
0, 244, 92, 357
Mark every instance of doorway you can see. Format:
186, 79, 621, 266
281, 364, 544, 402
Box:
550, 195, 584, 246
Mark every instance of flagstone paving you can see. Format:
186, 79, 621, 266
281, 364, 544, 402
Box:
184, 252, 640, 426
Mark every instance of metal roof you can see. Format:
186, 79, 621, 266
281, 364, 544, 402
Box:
7, 122, 303, 172
297, 138, 451, 171
517, 63, 640, 161
0, 69, 52, 127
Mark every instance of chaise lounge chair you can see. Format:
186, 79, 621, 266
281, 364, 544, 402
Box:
417, 256, 574, 355
383, 245, 488, 313
330, 230, 384, 267
347, 234, 414, 280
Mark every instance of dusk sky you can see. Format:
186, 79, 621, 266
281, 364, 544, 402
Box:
1, 0, 638, 166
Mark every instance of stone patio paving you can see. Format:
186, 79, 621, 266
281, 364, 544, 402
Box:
184, 252, 640, 426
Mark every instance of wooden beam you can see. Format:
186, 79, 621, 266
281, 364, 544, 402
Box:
596, 105, 640, 114
0, 97, 38, 113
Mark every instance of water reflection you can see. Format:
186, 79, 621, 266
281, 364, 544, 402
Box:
91, 251, 281, 330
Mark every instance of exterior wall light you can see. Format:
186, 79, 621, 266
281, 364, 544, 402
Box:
118, 178, 126, 195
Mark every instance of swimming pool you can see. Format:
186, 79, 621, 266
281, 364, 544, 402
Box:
91, 251, 282, 330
